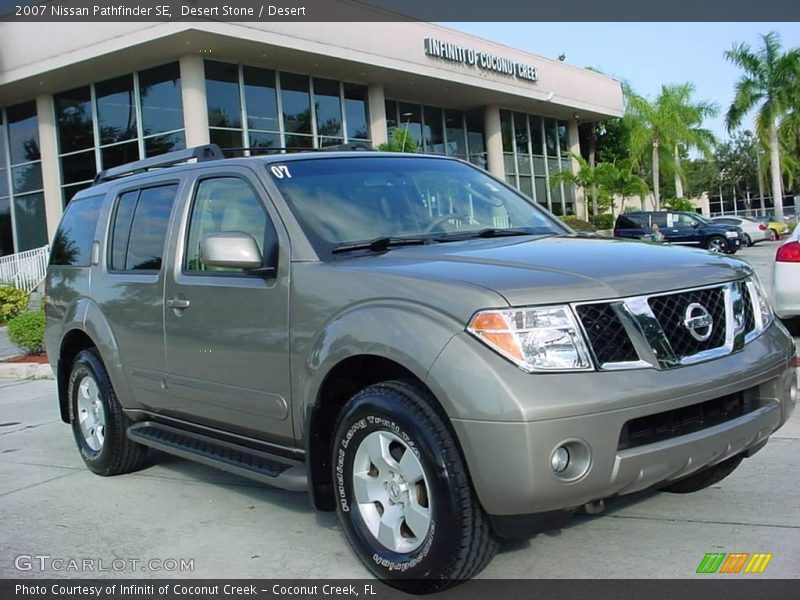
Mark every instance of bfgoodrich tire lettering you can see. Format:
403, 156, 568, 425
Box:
68, 349, 148, 476
332, 380, 497, 593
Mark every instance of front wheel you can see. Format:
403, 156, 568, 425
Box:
332, 381, 497, 592
705, 236, 728, 253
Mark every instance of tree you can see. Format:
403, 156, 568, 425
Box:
595, 161, 649, 217
626, 83, 718, 210
550, 152, 605, 220
725, 31, 800, 220
377, 128, 417, 153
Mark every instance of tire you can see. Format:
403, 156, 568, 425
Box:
705, 236, 728, 253
660, 454, 744, 494
332, 380, 497, 592
744, 234, 753, 247
770, 228, 779, 241
68, 349, 148, 476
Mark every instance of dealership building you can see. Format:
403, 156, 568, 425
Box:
0, 8, 624, 257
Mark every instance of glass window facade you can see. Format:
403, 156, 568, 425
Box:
0, 102, 47, 254
205, 60, 370, 156
500, 111, 575, 215
385, 100, 486, 169
54, 62, 185, 207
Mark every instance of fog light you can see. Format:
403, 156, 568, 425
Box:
551, 446, 570, 473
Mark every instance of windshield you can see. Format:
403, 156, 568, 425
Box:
267, 156, 566, 256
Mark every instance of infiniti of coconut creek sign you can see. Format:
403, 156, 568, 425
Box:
423, 38, 538, 83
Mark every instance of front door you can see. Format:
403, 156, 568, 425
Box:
162, 170, 293, 445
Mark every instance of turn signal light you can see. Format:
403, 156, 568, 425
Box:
776, 241, 800, 263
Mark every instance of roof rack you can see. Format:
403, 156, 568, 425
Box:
93, 144, 224, 184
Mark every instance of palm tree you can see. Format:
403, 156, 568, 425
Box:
626, 84, 717, 210
725, 31, 800, 220
549, 152, 604, 219
596, 161, 650, 216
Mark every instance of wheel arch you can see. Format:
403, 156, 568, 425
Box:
305, 354, 450, 511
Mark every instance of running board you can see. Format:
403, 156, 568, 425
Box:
127, 422, 307, 492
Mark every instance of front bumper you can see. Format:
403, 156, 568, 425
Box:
426, 323, 796, 517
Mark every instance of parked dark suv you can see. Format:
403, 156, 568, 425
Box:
614, 211, 744, 253
45, 146, 796, 592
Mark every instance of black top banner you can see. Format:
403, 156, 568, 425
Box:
1, 0, 799, 21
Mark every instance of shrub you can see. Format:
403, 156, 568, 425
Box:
0, 285, 29, 324
561, 215, 597, 232
590, 214, 615, 230
7, 310, 45, 355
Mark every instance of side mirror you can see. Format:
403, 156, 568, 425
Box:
690, 221, 699, 228
200, 232, 264, 270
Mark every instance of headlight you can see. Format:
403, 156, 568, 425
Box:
725, 231, 738, 238
747, 275, 774, 331
467, 305, 593, 372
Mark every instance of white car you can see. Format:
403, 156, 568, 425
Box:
711, 216, 771, 246
772, 224, 800, 332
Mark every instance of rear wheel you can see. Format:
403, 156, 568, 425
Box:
744, 234, 753, 247
332, 380, 497, 592
68, 349, 148, 476
705, 236, 728, 253
660, 454, 744, 494
770, 228, 779, 241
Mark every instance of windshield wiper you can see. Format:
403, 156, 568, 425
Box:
435, 227, 548, 241
331, 236, 431, 254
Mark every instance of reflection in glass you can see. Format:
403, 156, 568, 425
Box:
13, 192, 47, 251
124, 184, 178, 270
62, 183, 92, 208
384, 100, 398, 134
285, 135, 313, 149
60, 151, 96, 185
12, 163, 43, 194
313, 78, 343, 138
209, 129, 243, 157
0, 168, 8, 198
423, 106, 444, 154
500, 110, 513, 153
102, 141, 139, 169
96, 75, 137, 145
344, 84, 369, 140
249, 131, 280, 152
50, 194, 103, 266
144, 131, 185, 157
111, 190, 138, 270
139, 62, 183, 135
558, 120, 570, 156
243, 67, 279, 132
544, 118, 558, 157
205, 61, 242, 128
0, 197, 13, 256
514, 112, 529, 155
465, 110, 486, 168
7, 102, 40, 164
530, 115, 544, 156
444, 110, 466, 158
55, 87, 94, 154
281, 73, 312, 135
397, 103, 422, 149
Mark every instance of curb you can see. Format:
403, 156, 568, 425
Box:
0, 362, 54, 380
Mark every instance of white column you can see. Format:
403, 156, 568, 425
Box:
568, 119, 586, 219
367, 84, 387, 147
484, 105, 504, 178
36, 93, 62, 241
179, 54, 210, 147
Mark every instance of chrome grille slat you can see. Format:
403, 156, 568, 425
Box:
573, 279, 763, 371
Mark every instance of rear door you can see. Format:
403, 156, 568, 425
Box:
161, 167, 293, 445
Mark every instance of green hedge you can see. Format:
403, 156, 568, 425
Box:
561, 215, 597, 233
7, 310, 45, 355
590, 214, 615, 230
0, 285, 29, 324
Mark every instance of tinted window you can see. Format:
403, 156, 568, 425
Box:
50, 194, 103, 266
110, 190, 138, 270
185, 177, 271, 274
13, 192, 48, 251
55, 87, 94, 153
7, 102, 41, 164
205, 61, 241, 129
615, 215, 643, 229
139, 62, 183, 135
343, 84, 369, 140
110, 184, 177, 271
96, 75, 137, 145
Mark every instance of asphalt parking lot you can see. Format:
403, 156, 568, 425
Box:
0, 241, 798, 581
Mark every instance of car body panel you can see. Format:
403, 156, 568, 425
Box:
772, 226, 800, 319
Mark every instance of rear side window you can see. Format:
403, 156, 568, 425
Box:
615, 215, 642, 229
109, 184, 178, 271
50, 194, 104, 267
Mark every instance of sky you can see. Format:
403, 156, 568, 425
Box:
445, 22, 800, 142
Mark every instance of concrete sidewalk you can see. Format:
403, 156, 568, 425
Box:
0, 326, 18, 360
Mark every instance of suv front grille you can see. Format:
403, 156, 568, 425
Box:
618, 389, 761, 450
574, 279, 765, 371
575, 303, 638, 365
648, 287, 727, 357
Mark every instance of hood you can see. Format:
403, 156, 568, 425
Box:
338, 235, 753, 306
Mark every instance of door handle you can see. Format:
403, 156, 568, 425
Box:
167, 298, 191, 309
